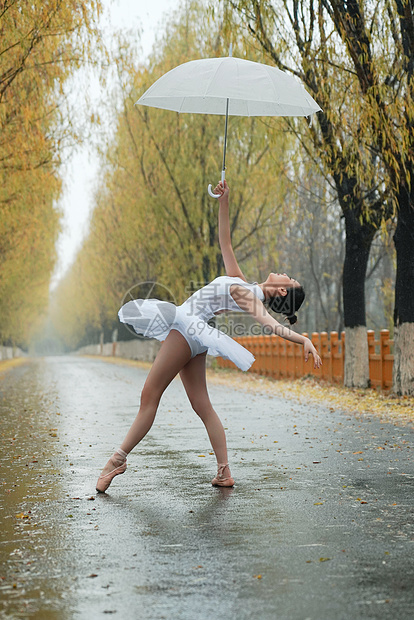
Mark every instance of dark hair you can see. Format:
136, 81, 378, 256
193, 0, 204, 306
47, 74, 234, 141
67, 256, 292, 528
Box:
267, 285, 305, 325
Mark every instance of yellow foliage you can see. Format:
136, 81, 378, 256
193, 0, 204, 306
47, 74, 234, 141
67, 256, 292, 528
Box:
0, 0, 101, 347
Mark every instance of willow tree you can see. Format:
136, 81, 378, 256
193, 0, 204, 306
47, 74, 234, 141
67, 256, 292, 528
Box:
322, 0, 414, 394
0, 0, 101, 347
228, 0, 394, 387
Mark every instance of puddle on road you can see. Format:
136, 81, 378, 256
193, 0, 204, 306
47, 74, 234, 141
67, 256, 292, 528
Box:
0, 361, 72, 620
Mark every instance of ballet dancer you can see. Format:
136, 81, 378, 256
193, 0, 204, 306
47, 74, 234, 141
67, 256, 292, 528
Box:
96, 180, 322, 492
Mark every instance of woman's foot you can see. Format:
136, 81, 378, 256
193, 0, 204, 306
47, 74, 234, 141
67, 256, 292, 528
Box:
96, 449, 127, 493
211, 463, 234, 487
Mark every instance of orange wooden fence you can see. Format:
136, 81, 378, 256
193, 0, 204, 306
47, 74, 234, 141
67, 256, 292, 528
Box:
217, 330, 394, 390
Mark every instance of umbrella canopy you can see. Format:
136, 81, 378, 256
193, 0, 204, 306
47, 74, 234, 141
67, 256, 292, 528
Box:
136, 56, 321, 196
136, 56, 321, 117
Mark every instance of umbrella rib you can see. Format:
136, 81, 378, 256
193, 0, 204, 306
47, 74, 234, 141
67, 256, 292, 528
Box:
263, 64, 282, 108
204, 57, 225, 100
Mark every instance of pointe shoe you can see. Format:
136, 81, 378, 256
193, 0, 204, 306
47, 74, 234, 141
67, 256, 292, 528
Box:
211, 463, 234, 487
96, 451, 127, 493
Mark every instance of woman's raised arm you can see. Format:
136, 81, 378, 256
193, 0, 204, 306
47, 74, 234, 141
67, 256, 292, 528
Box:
215, 180, 247, 281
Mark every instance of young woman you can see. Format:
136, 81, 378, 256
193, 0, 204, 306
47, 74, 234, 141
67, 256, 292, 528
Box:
96, 180, 322, 493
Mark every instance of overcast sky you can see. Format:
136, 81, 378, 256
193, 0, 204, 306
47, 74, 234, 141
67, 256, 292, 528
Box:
52, 0, 180, 286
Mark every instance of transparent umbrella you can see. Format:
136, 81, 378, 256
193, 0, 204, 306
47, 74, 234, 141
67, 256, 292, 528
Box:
136, 51, 321, 197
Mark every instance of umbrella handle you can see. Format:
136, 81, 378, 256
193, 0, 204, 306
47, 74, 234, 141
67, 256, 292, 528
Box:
207, 184, 221, 198
207, 170, 226, 199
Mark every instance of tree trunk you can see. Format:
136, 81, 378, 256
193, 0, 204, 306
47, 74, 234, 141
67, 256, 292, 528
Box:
393, 324, 414, 395
344, 326, 370, 388
393, 185, 414, 394
342, 212, 375, 387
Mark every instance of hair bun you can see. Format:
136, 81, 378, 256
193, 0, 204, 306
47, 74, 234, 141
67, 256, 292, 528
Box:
286, 314, 297, 325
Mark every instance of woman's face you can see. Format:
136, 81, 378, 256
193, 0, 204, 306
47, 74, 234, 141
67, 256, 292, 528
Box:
260, 272, 300, 299
267, 272, 300, 289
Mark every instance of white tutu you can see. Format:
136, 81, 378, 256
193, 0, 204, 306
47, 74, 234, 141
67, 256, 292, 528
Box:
118, 299, 255, 371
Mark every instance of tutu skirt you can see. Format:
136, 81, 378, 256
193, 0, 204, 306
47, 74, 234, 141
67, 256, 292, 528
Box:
118, 299, 255, 371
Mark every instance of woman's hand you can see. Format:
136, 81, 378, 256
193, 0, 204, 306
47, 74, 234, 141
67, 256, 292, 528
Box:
214, 179, 230, 203
304, 337, 322, 369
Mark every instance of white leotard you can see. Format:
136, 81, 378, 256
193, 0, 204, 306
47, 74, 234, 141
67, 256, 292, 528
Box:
180, 276, 265, 320
118, 276, 265, 370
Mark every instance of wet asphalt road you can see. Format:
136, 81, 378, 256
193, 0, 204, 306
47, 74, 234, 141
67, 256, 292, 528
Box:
0, 356, 413, 620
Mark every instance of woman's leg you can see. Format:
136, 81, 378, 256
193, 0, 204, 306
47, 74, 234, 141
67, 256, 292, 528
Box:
96, 330, 192, 491
119, 330, 192, 453
179, 353, 234, 484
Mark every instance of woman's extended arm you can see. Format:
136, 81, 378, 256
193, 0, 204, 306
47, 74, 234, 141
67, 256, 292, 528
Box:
215, 180, 247, 281
230, 285, 322, 368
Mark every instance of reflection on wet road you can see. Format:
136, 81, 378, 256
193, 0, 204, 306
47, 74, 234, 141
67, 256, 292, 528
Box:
1, 357, 413, 619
